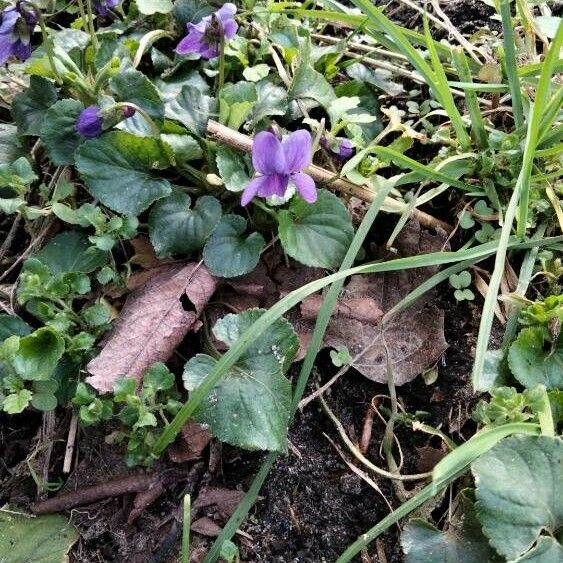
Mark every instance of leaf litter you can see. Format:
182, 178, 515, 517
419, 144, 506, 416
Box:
209, 219, 448, 385
87, 262, 216, 392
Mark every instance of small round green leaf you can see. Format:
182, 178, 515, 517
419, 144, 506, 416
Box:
13, 327, 65, 381
472, 435, 563, 560
34, 231, 108, 274
203, 215, 265, 278
508, 327, 562, 389
40, 99, 84, 165
278, 189, 354, 269
75, 131, 172, 215
149, 192, 222, 257
31, 392, 58, 411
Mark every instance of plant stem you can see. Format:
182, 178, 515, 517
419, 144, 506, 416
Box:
80, 0, 99, 51
31, 3, 62, 85
217, 32, 226, 93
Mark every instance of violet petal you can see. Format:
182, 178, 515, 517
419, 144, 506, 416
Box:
282, 130, 312, 173
292, 172, 317, 203
241, 175, 269, 206
252, 131, 286, 176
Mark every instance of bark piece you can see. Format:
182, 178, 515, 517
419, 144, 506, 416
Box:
192, 487, 245, 519
191, 517, 221, 537
87, 263, 216, 393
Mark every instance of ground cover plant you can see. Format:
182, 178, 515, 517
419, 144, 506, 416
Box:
0, 0, 561, 561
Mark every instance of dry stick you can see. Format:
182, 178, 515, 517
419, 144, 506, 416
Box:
0, 214, 21, 265
359, 402, 377, 455
206, 120, 453, 233
32, 473, 162, 514
63, 413, 78, 474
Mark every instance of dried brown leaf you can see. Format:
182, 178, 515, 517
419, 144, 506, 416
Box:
192, 487, 244, 519
191, 517, 222, 537
87, 263, 216, 393
168, 420, 213, 464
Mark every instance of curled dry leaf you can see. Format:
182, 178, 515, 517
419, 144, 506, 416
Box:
87, 263, 216, 393
192, 486, 245, 519
202, 220, 447, 386
168, 420, 213, 463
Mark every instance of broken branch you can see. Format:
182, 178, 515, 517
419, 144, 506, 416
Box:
206, 120, 453, 233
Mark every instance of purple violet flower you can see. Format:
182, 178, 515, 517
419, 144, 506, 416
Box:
320, 135, 354, 160
93, 0, 119, 17
241, 130, 317, 206
122, 105, 136, 118
0, 2, 37, 65
338, 138, 354, 159
76, 106, 104, 138
176, 3, 238, 60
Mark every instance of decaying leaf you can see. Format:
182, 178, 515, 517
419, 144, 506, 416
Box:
192, 486, 245, 519
87, 263, 216, 392
191, 517, 222, 537
201, 221, 447, 386
313, 220, 448, 384
168, 420, 213, 463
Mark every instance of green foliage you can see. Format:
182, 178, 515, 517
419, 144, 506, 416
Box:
75, 131, 172, 215
12, 76, 58, 137
203, 215, 265, 277
471, 435, 563, 561
449, 270, 475, 302
183, 310, 299, 452
0, 512, 78, 562
74, 363, 181, 466
278, 190, 354, 269
149, 192, 222, 257
401, 494, 501, 563
508, 327, 562, 390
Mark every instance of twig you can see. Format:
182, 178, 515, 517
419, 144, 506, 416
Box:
0, 214, 21, 265
63, 413, 78, 474
32, 473, 163, 514
206, 120, 453, 233
359, 402, 377, 455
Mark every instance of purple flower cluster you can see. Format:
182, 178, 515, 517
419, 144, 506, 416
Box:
176, 3, 238, 60
241, 130, 317, 206
93, 0, 119, 17
0, 2, 37, 65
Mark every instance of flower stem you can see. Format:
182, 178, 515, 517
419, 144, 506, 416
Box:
217, 25, 226, 93
78, 0, 99, 51
27, 2, 62, 85
113, 102, 161, 137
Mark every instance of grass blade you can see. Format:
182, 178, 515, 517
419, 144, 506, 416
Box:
336, 423, 540, 562
499, 0, 524, 128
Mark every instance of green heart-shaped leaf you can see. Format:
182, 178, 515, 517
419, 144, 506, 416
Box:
13, 327, 65, 381
75, 131, 172, 215
34, 231, 107, 274
449, 270, 472, 289
203, 215, 265, 277
110, 68, 164, 121
508, 327, 562, 389
278, 189, 354, 269
40, 99, 84, 165
12, 76, 58, 136
219, 81, 257, 130
149, 192, 222, 257
183, 309, 299, 452
472, 435, 563, 560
